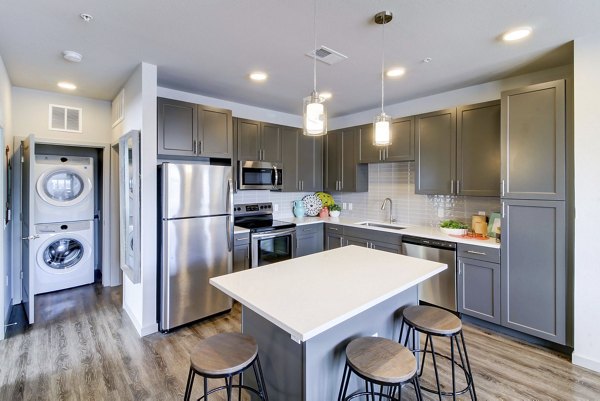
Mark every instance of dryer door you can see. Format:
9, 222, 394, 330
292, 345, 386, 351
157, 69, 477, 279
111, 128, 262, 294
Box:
37, 168, 92, 207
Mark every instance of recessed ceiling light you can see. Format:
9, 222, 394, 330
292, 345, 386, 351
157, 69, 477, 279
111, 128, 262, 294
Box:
320, 92, 332, 100
502, 27, 532, 42
57, 81, 77, 90
63, 50, 83, 63
422, 57, 432, 63
249, 72, 268, 81
386, 67, 406, 78
80, 13, 93, 22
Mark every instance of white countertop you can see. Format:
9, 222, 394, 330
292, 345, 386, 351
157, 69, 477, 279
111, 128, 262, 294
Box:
210, 245, 446, 343
279, 216, 500, 248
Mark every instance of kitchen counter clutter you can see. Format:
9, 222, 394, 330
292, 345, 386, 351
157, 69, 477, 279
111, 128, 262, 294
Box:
211, 245, 446, 400
279, 215, 500, 248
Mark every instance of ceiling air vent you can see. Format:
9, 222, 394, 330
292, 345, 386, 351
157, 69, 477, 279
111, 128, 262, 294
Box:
305, 46, 348, 65
49, 104, 82, 133
112, 89, 124, 128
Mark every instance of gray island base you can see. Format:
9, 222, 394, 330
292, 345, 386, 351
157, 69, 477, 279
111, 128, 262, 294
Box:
210, 245, 446, 400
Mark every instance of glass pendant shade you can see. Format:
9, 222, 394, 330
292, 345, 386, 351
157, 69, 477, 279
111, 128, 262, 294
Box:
303, 91, 327, 136
373, 112, 391, 146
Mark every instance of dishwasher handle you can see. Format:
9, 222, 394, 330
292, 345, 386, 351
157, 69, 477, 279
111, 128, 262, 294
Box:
401, 235, 456, 250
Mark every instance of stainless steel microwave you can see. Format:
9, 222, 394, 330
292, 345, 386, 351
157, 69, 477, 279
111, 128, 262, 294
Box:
238, 160, 282, 190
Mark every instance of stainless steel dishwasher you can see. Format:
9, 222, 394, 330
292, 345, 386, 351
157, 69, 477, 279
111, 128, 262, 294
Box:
402, 235, 457, 311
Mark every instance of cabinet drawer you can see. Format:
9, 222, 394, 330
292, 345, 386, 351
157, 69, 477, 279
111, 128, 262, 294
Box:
343, 226, 402, 246
325, 224, 343, 233
457, 244, 499, 263
296, 224, 321, 238
234, 232, 249, 245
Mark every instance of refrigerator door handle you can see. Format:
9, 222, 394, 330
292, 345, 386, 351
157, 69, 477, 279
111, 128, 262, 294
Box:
226, 178, 233, 215
226, 215, 232, 252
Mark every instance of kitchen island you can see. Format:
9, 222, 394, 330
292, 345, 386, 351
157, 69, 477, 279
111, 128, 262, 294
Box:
210, 245, 446, 400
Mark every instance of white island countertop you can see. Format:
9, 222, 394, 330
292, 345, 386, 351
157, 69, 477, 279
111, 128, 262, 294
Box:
210, 245, 446, 343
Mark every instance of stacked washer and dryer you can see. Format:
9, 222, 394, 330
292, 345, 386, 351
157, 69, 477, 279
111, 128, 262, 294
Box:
32, 155, 95, 294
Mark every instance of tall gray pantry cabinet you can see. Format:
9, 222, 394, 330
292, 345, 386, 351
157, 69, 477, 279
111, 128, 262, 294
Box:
500, 79, 568, 345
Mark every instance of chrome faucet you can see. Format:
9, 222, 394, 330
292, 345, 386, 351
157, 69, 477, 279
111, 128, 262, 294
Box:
381, 198, 394, 224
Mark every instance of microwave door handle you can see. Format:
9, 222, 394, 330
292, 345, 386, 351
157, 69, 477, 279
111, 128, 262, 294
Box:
272, 165, 278, 189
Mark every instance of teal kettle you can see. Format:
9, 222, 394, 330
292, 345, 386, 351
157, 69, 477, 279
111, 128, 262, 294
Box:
292, 200, 305, 217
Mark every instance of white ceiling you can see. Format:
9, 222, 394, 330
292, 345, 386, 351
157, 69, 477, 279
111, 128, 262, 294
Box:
1, 0, 599, 117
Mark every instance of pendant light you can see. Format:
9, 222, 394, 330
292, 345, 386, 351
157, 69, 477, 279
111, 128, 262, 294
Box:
373, 11, 393, 146
303, 0, 327, 136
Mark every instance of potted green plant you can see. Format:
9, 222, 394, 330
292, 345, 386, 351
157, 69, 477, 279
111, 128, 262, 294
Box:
329, 204, 342, 217
439, 219, 469, 236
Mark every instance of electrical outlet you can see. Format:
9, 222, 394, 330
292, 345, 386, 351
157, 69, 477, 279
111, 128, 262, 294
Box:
349, 203, 353, 211
478, 211, 486, 216
273, 204, 279, 212
342, 203, 347, 210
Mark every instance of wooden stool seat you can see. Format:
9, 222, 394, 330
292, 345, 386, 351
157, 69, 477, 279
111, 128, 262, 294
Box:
402, 305, 461, 335
346, 337, 417, 384
190, 333, 258, 376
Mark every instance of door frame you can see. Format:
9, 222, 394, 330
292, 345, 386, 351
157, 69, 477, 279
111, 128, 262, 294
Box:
11, 136, 116, 300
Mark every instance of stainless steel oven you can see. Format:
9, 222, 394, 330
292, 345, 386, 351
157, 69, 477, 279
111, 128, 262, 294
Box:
238, 160, 282, 190
251, 228, 297, 268
234, 202, 297, 268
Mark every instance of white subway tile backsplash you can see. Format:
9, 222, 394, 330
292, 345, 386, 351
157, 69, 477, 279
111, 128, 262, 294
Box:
234, 161, 501, 225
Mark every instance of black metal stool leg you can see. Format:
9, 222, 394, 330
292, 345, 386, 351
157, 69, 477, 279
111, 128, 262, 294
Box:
338, 363, 349, 401
398, 319, 405, 344
418, 334, 430, 377
454, 334, 473, 400
428, 337, 443, 401
237, 372, 242, 401
253, 356, 269, 401
450, 336, 456, 401
203, 376, 208, 400
184, 368, 195, 401
225, 376, 233, 401
460, 331, 477, 400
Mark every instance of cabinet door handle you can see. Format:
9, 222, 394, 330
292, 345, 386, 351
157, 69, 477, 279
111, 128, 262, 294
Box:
193, 140, 197, 154
450, 179, 454, 194
329, 227, 339, 231
458, 264, 462, 275
501, 180, 505, 196
456, 180, 460, 194
340, 237, 343, 247
501, 201, 505, 218
301, 180, 304, 191
466, 250, 487, 255
385, 147, 389, 159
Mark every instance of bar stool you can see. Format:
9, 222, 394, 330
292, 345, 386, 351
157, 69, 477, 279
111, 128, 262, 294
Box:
183, 332, 269, 401
337, 337, 423, 401
399, 305, 476, 400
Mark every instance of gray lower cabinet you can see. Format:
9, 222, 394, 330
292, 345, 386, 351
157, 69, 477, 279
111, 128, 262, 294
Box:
325, 224, 344, 250
359, 117, 415, 163
501, 80, 566, 200
415, 108, 456, 194
158, 97, 232, 159
501, 199, 566, 344
281, 126, 323, 192
233, 232, 250, 273
296, 225, 324, 257
324, 127, 368, 192
457, 244, 501, 324
457, 101, 500, 196
236, 118, 282, 163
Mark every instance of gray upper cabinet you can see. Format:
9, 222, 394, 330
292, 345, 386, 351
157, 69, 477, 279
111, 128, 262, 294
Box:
236, 119, 282, 163
158, 98, 197, 157
158, 97, 232, 159
281, 126, 323, 192
324, 127, 368, 193
358, 117, 415, 163
457, 101, 501, 196
415, 108, 457, 194
501, 80, 566, 200
501, 199, 566, 344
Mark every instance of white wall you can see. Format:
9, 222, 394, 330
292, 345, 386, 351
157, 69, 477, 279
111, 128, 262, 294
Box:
158, 87, 302, 127
112, 63, 158, 336
0, 54, 12, 341
572, 35, 600, 373
12, 87, 111, 144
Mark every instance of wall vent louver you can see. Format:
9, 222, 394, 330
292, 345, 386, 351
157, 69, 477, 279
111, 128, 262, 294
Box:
305, 45, 348, 65
112, 89, 125, 128
49, 104, 82, 133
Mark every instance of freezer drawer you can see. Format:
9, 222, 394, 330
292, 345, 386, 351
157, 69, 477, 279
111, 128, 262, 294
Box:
160, 215, 232, 331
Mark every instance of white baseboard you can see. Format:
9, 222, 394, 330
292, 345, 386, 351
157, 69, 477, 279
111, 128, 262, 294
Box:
122, 302, 158, 337
572, 352, 600, 373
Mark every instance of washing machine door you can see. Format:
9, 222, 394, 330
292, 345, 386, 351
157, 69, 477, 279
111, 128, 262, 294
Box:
38, 236, 91, 274
36, 168, 92, 207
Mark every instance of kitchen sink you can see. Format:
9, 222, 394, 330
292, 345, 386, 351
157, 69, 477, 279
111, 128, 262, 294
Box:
355, 221, 407, 230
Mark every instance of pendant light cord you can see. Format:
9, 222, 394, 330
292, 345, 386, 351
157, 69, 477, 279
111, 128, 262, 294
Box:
381, 17, 385, 114
313, 0, 317, 93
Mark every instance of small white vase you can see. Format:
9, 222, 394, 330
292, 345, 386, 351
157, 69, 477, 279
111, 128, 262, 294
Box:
329, 210, 340, 217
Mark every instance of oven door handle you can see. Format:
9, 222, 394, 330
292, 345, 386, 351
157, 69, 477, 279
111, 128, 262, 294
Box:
251, 228, 297, 240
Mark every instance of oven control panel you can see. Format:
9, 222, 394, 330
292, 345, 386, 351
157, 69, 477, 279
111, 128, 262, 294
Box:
234, 202, 273, 216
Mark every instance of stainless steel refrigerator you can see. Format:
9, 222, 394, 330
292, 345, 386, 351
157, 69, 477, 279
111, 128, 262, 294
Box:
159, 163, 233, 331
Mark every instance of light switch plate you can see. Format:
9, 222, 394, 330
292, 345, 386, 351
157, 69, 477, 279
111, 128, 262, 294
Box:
273, 204, 279, 212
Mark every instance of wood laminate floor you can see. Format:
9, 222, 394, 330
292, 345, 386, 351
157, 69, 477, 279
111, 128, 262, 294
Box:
0, 284, 598, 401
